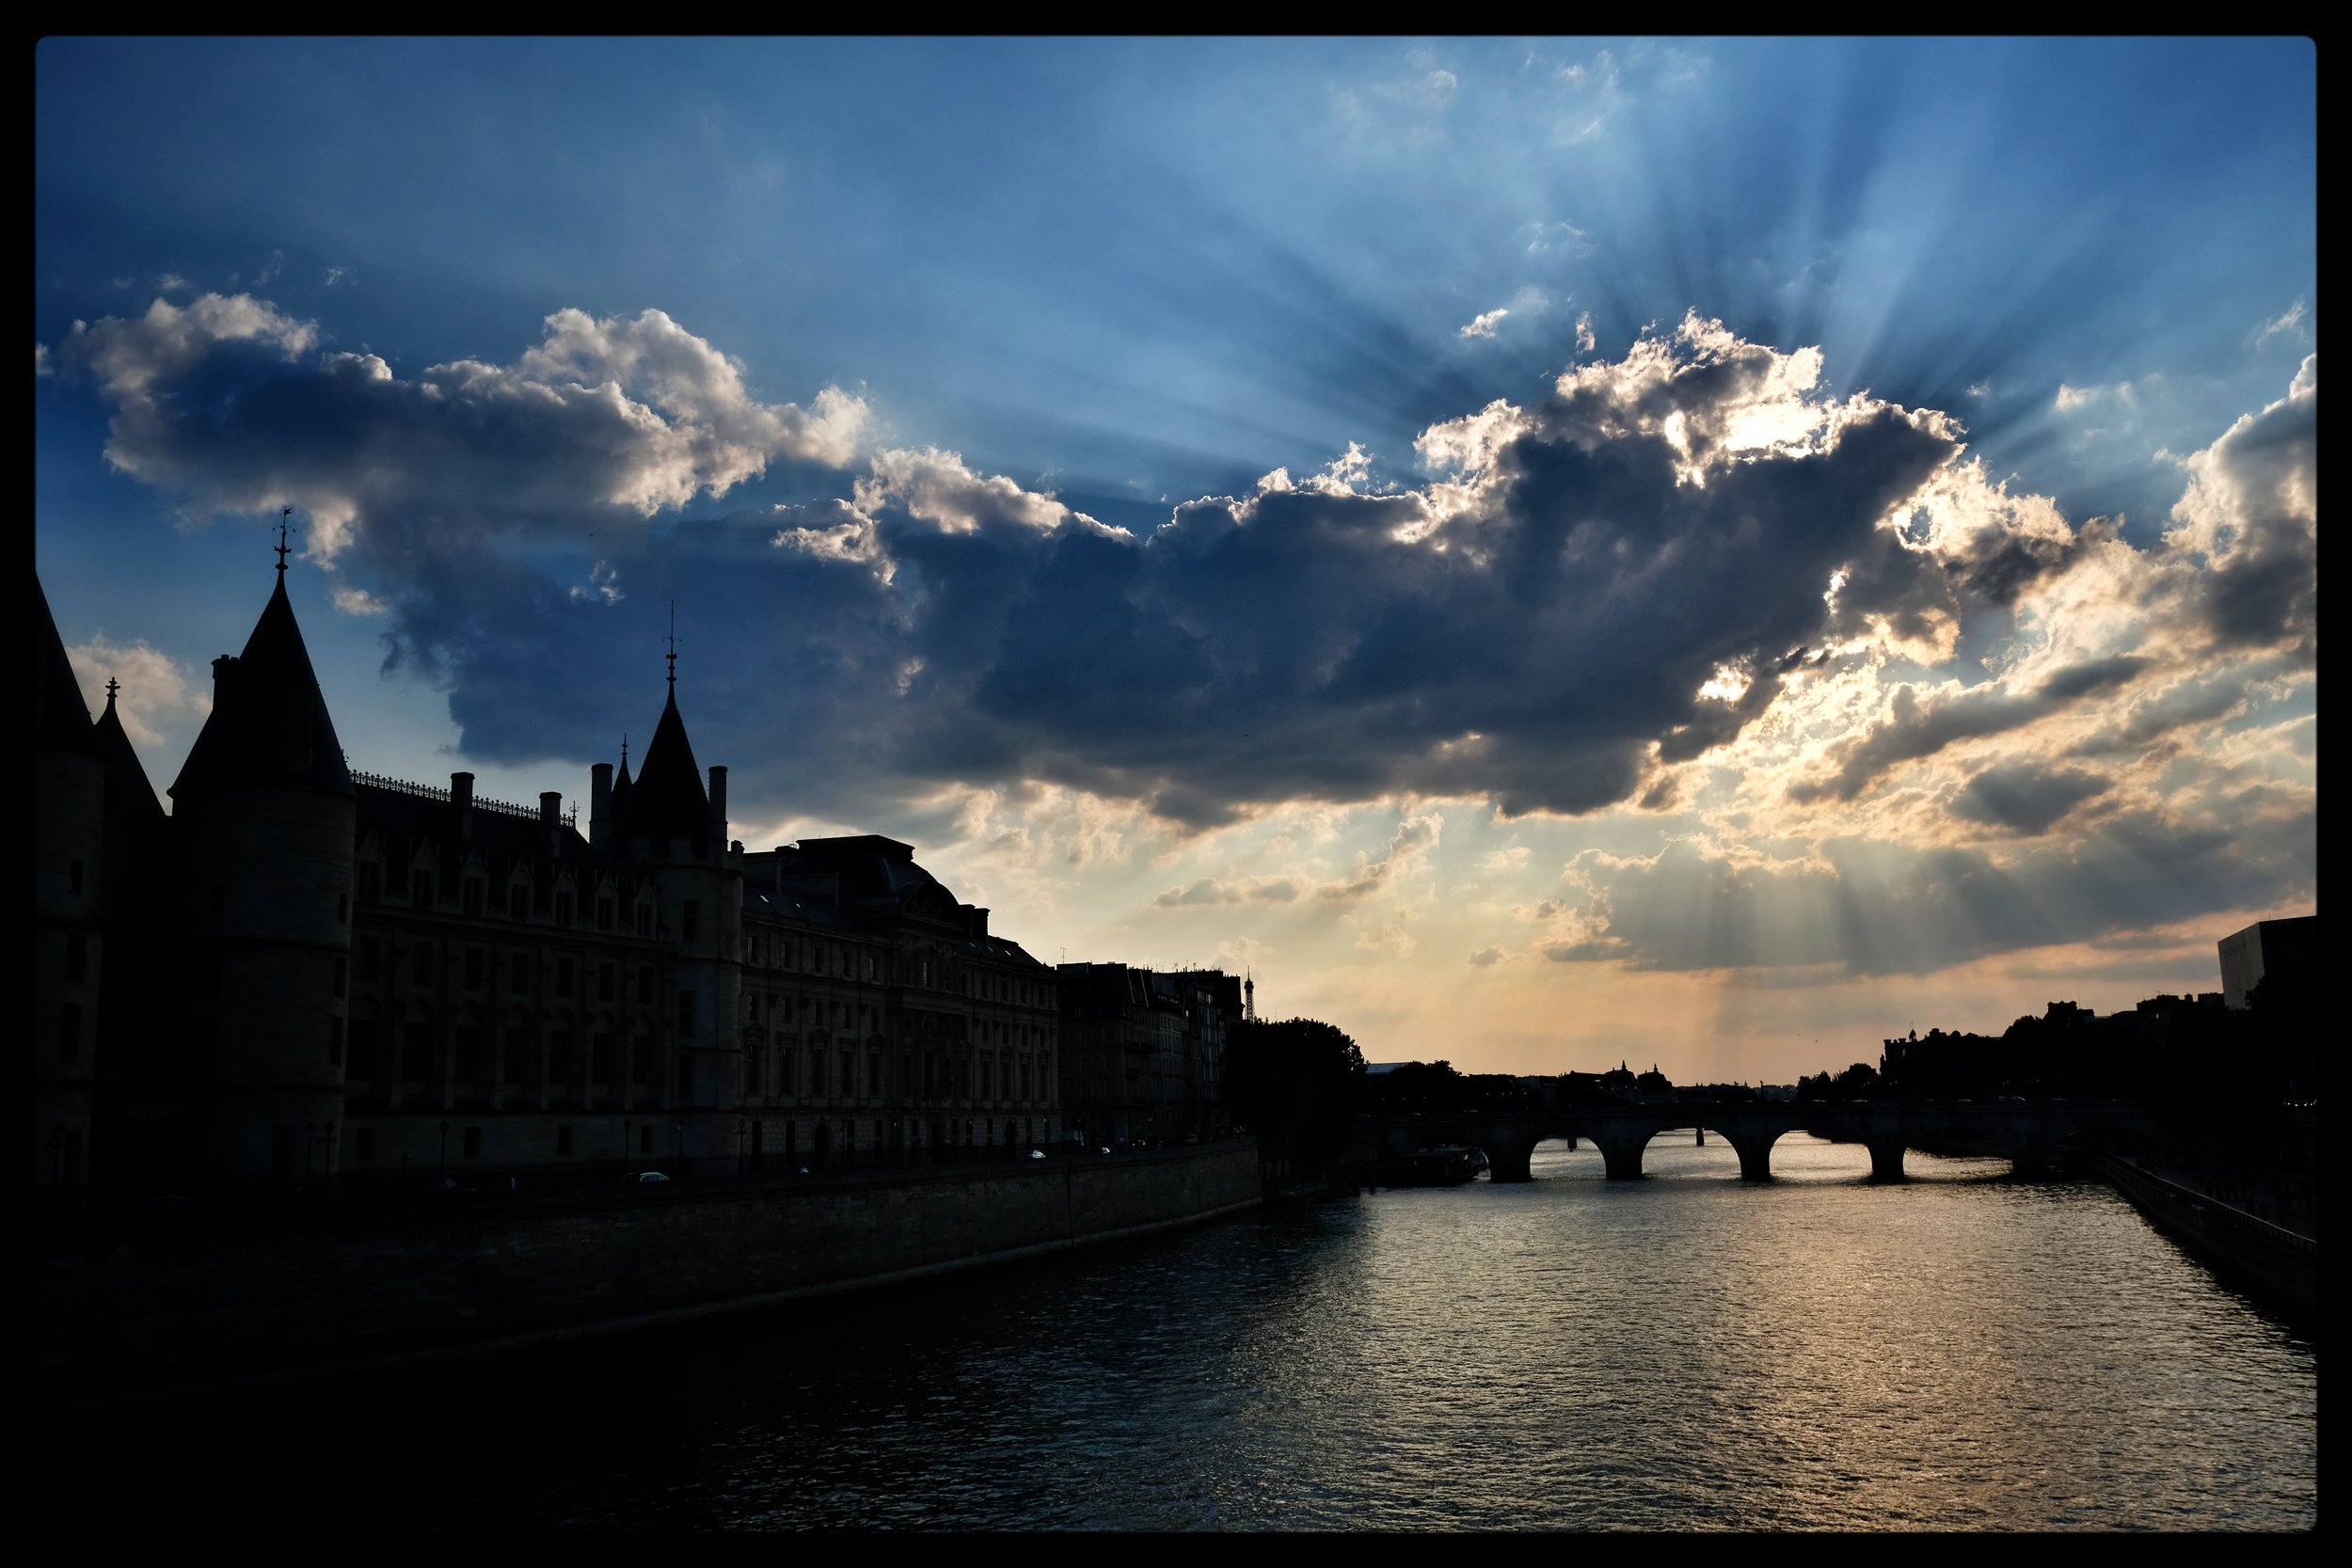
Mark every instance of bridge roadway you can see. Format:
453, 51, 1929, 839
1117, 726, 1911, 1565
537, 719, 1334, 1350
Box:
1359, 1101, 2160, 1182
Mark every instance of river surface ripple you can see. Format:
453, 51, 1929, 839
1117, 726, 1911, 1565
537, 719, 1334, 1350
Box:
146, 1136, 2333, 1530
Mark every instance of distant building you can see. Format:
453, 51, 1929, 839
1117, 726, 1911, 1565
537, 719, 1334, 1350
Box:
1055, 963, 1238, 1145
2217, 916, 2317, 1010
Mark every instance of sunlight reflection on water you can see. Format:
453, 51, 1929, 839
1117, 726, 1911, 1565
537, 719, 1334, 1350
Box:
408, 1134, 2313, 1531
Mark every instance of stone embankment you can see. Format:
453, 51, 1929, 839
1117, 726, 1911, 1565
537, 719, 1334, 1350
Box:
36, 1141, 1263, 1403
2085, 1152, 2318, 1325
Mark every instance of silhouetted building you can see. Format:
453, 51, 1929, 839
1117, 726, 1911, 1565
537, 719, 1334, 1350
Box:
1055, 963, 1237, 1145
36, 564, 1063, 1194
2218, 916, 2316, 1010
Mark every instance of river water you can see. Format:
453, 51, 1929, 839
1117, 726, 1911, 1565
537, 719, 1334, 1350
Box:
113, 1135, 2320, 1531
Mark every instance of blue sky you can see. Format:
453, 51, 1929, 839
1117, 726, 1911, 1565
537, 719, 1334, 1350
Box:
35, 37, 2316, 1080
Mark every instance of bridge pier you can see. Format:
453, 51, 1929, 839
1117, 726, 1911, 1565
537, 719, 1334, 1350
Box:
1722, 1130, 1776, 1181
2007, 1129, 2050, 1180
1866, 1137, 1906, 1181
1694, 1126, 1705, 1146
1487, 1144, 1534, 1183
1596, 1134, 1647, 1180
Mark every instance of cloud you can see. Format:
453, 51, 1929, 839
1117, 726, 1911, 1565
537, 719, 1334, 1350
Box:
1948, 761, 2114, 836
1458, 307, 1509, 340
324, 265, 357, 287
63, 634, 210, 748
1574, 311, 1596, 354
2255, 298, 2307, 344
48, 304, 2315, 890
1320, 812, 1441, 899
34, 343, 52, 377
2161, 355, 2316, 650
2053, 383, 2101, 411
1154, 878, 1238, 907
1791, 660, 2149, 805
1467, 946, 1504, 966
1518, 221, 1596, 258
1554, 801, 2312, 977
153, 273, 190, 293
46, 294, 870, 632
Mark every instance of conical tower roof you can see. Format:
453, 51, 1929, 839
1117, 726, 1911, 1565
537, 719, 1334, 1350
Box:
92, 682, 166, 826
611, 739, 635, 817
170, 567, 354, 799
36, 577, 100, 755
93, 681, 167, 894
617, 687, 707, 849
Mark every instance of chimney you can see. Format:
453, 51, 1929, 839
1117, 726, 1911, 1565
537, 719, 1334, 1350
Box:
589, 763, 613, 850
540, 791, 562, 829
968, 906, 990, 940
451, 772, 475, 810
707, 764, 728, 842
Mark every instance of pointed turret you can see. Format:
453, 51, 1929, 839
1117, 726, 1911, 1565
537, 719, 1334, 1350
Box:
91, 679, 166, 879
617, 688, 709, 852
37, 578, 99, 755
170, 567, 353, 800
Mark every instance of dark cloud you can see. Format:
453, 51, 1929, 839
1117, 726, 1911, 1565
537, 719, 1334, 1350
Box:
1566, 798, 2312, 977
1791, 657, 2153, 806
2167, 356, 2316, 651
50, 298, 2292, 838
1949, 761, 2113, 836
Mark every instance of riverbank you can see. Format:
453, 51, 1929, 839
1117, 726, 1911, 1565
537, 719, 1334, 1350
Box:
36, 1140, 1262, 1406
2082, 1151, 2318, 1327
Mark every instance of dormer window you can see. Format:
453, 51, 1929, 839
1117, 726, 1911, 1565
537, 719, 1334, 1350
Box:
635, 902, 654, 938
554, 891, 574, 927
463, 878, 485, 916
358, 862, 382, 903
597, 897, 615, 931
412, 871, 434, 908
509, 884, 530, 922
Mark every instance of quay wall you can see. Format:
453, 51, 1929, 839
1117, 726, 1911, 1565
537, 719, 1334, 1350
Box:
36, 1143, 1263, 1402
2084, 1153, 2318, 1325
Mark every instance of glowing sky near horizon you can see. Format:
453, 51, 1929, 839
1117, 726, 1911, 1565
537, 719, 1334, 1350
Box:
34, 37, 2316, 1083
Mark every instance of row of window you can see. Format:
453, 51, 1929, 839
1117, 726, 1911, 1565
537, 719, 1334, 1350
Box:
739, 932, 1053, 1008
347, 1115, 1053, 1164
354, 938, 663, 1006
339, 1022, 1053, 1107
358, 863, 692, 939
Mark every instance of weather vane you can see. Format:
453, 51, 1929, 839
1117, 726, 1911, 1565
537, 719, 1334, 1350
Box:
666, 600, 680, 690
275, 507, 294, 574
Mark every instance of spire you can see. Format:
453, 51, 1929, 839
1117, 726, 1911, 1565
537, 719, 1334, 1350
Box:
666, 601, 678, 693
170, 557, 353, 799
36, 577, 100, 755
92, 674, 166, 835
275, 508, 294, 577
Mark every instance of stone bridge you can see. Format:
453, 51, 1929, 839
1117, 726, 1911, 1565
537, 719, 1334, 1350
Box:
1358, 1101, 2164, 1182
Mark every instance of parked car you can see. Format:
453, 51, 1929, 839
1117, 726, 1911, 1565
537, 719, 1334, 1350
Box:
628, 1170, 671, 1184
